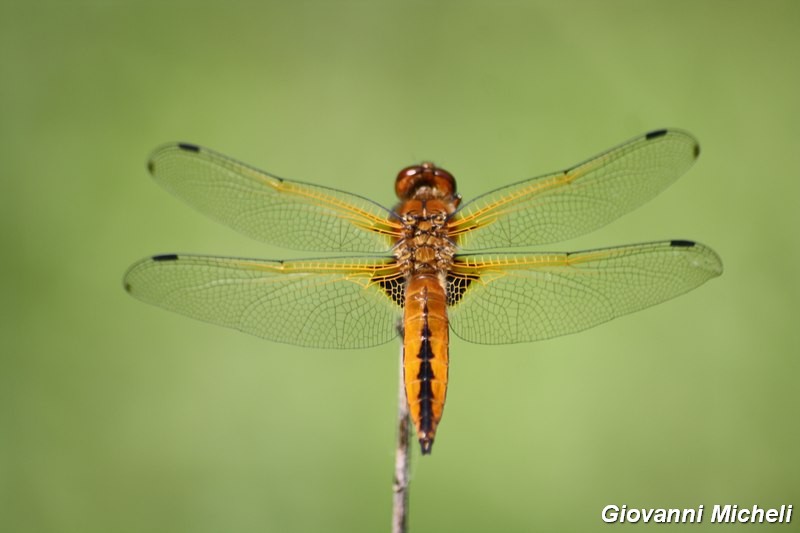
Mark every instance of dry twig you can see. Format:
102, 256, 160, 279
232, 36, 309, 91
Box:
391, 348, 410, 533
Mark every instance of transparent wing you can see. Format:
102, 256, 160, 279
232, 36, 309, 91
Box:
124, 254, 403, 348
450, 130, 700, 250
147, 143, 401, 252
448, 240, 722, 344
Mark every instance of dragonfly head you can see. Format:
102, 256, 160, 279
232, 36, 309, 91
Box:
395, 162, 458, 202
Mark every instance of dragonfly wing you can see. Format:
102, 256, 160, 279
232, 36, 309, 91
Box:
124, 254, 403, 348
450, 130, 700, 250
147, 143, 400, 253
448, 240, 722, 344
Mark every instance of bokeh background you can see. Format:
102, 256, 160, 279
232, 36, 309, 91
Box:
2, 1, 798, 532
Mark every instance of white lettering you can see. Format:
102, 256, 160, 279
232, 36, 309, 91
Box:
601, 506, 711, 524
712, 505, 732, 522
603, 504, 792, 524
602, 505, 619, 523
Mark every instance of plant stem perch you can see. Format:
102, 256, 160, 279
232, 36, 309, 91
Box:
392, 348, 410, 533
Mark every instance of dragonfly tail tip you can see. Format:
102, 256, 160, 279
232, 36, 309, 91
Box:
419, 438, 434, 455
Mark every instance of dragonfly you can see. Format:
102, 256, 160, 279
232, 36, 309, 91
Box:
124, 129, 722, 454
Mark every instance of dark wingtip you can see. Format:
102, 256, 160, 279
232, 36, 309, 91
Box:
645, 129, 668, 140
693, 143, 701, 159
152, 253, 179, 261
670, 240, 696, 248
123, 282, 132, 293
177, 142, 200, 153
420, 438, 434, 455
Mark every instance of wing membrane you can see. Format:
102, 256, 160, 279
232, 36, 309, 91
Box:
148, 144, 400, 252
450, 130, 700, 250
124, 254, 402, 348
448, 240, 722, 344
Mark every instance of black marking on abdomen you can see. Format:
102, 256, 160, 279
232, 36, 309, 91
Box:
417, 298, 435, 436
177, 142, 200, 152
153, 254, 179, 261
645, 129, 668, 140
670, 240, 695, 248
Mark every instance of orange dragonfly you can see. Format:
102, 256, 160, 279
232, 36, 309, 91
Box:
124, 129, 722, 454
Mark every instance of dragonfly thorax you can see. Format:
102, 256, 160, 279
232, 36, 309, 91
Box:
393, 163, 461, 277
394, 201, 456, 277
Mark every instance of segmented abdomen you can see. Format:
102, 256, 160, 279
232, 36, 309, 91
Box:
402, 272, 449, 454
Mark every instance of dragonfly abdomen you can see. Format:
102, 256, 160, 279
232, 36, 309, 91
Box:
403, 273, 449, 455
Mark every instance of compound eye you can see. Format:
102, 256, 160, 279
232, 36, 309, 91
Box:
433, 168, 456, 193
395, 165, 424, 199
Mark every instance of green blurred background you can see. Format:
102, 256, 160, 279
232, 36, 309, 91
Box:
2, 1, 798, 531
